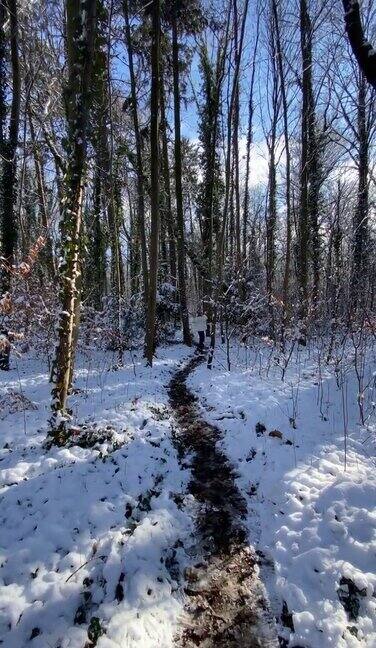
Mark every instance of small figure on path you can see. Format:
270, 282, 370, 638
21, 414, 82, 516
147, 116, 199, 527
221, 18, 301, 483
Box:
190, 313, 207, 350
0, 330, 11, 371
0, 327, 22, 371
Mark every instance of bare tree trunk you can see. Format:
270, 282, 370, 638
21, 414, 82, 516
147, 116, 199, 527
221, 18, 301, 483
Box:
298, 0, 313, 330
0, 4, 5, 171
28, 111, 56, 278
102, 4, 124, 334
0, 0, 21, 292
50, 0, 97, 436
351, 73, 369, 310
98, 117, 124, 321
145, 0, 161, 365
88, 167, 107, 309
199, 29, 229, 324
265, 7, 280, 340
172, 2, 191, 346
242, 9, 260, 261
342, 0, 376, 88
160, 75, 177, 286
126, 184, 140, 295
272, 0, 292, 315
208, 0, 249, 368
266, 106, 279, 337
233, 0, 241, 270
123, 0, 149, 301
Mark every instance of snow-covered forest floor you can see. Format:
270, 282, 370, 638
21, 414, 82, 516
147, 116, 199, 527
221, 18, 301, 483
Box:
189, 342, 376, 647
0, 340, 375, 647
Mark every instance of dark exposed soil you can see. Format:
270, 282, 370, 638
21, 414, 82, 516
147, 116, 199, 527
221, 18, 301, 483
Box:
168, 351, 277, 647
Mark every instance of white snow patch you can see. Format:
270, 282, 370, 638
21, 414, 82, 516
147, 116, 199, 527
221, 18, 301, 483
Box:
0, 346, 193, 647
188, 341, 376, 647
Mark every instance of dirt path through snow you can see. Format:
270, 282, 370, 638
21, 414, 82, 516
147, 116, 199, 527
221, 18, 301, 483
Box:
168, 351, 277, 647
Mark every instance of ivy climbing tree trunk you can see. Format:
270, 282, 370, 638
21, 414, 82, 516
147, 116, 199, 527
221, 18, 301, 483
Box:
172, 2, 191, 346
50, 0, 98, 437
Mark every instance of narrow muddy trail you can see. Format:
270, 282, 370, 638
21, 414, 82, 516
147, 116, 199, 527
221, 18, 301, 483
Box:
168, 351, 277, 648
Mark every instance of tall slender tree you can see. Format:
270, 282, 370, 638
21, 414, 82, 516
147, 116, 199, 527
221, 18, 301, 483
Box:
298, 0, 316, 325
172, 0, 191, 346
351, 71, 369, 308
242, 7, 260, 262
271, 0, 292, 314
198, 36, 227, 325
123, 0, 149, 304
208, 0, 249, 368
145, 0, 161, 365
0, 0, 21, 291
265, 4, 280, 337
160, 74, 177, 285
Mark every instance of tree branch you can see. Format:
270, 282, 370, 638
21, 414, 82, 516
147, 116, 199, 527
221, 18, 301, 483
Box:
342, 0, 376, 89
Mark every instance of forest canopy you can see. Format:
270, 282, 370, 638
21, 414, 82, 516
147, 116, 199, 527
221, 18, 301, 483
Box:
0, 0, 375, 437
